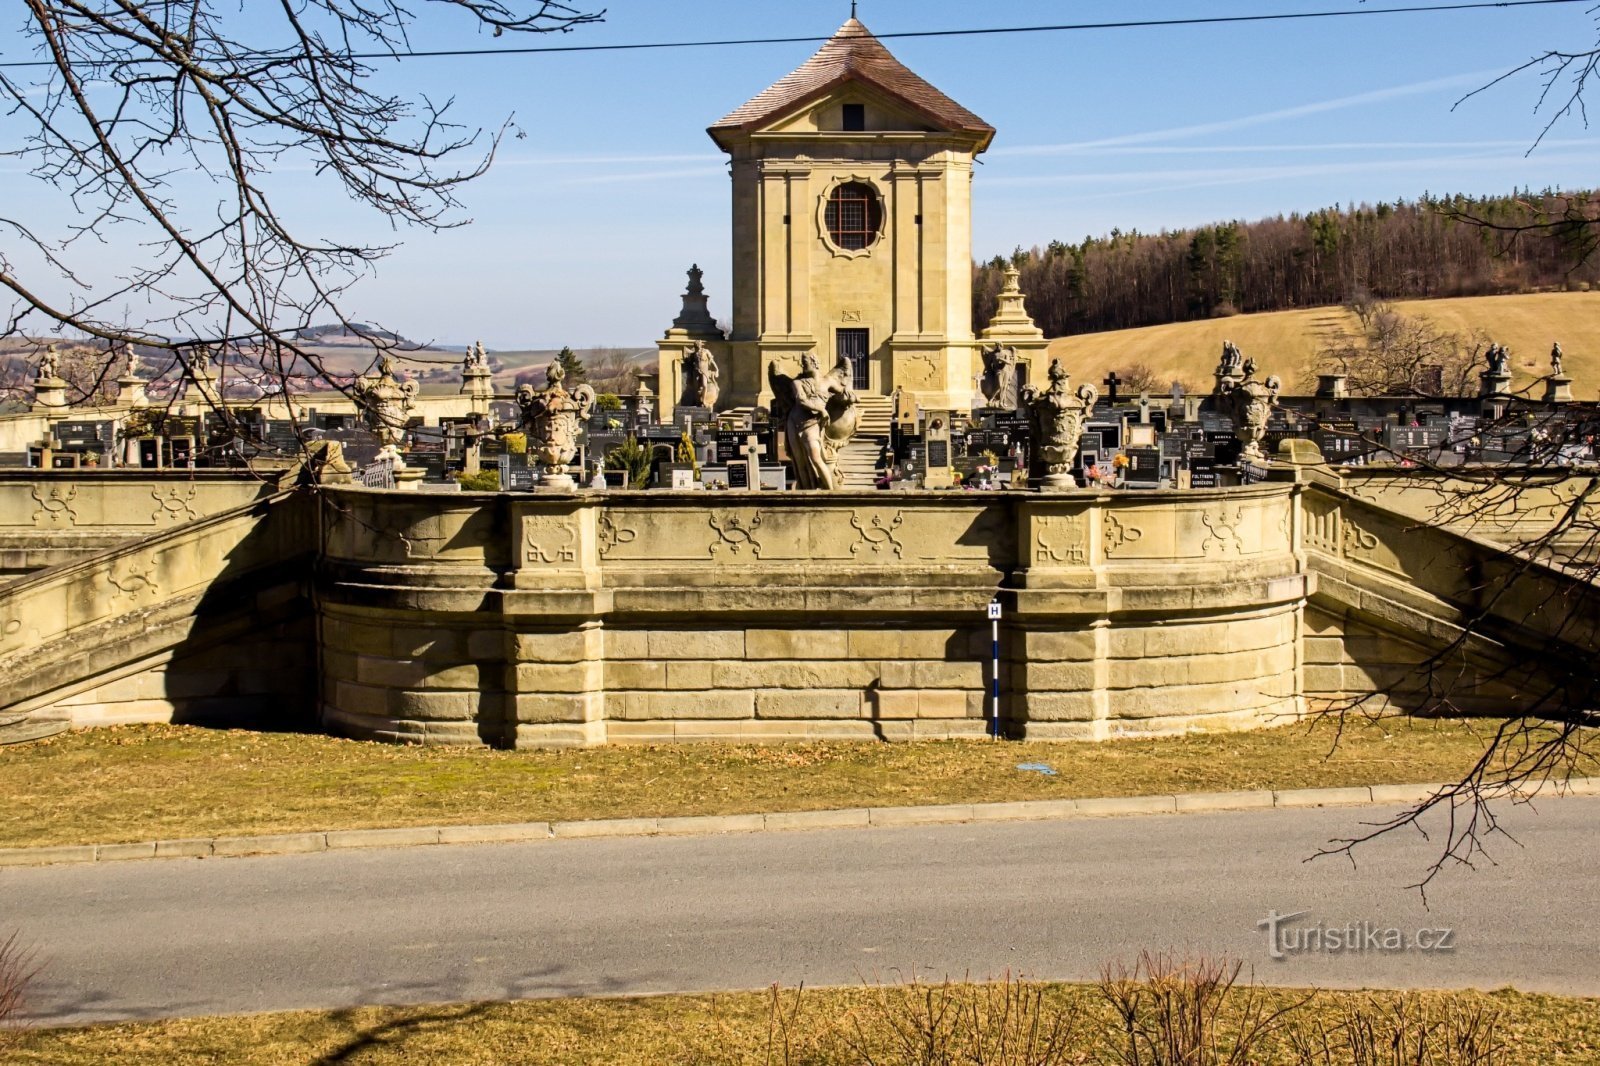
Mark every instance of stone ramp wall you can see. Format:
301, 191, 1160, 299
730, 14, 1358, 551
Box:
1301, 482, 1600, 716
0, 491, 316, 743
0, 472, 276, 580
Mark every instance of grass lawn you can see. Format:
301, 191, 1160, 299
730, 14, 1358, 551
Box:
0, 716, 1583, 850
9, 983, 1600, 1064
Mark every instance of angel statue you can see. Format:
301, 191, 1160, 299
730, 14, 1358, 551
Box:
516, 359, 596, 491
768, 351, 860, 490
1021, 359, 1098, 491
679, 340, 720, 410
979, 343, 1020, 410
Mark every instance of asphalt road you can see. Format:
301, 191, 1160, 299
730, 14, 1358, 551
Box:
6, 798, 1598, 1025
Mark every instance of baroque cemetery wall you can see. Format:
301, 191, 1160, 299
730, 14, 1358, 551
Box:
3, 476, 1595, 747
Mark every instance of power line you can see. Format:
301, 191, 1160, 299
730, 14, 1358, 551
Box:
0, 0, 1587, 68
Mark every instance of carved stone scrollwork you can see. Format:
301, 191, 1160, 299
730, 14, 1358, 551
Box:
1104, 513, 1144, 557
106, 560, 159, 603
31, 485, 78, 527
709, 511, 763, 558
1034, 514, 1088, 565
597, 515, 638, 560
521, 514, 580, 567
849, 511, 905, 558
1341, 518, 1380, 558
1200, 507, 1246, 556
151, 486, 199, 524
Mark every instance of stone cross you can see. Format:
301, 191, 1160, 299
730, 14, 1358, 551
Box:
1138, 391, 1151, 424
739, 434, 768, 492
1102, 371, 1121, 405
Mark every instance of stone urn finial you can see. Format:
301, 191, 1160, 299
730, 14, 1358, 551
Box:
1220, 360, 1281, 462
517, 358, 597, 491
1021, 358, 1098, 491
352, 353, 419, 458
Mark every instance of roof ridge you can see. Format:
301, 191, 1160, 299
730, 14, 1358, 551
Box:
708, 17, 992, 144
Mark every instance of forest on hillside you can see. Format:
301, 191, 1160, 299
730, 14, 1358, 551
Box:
974, 190, 1600, 338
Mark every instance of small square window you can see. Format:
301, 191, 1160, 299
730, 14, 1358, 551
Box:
842, 104, 865, 132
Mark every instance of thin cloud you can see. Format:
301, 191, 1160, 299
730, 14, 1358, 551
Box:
994, 70, 1500, 157
1011, 138, 1593, 157
494, 152, 719, 167
986, 151, 1600, 204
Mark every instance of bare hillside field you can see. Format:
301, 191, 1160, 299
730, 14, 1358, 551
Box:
1046, 291, 1600, 397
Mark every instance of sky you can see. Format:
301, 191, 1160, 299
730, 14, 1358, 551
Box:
4, 0, 1600, 350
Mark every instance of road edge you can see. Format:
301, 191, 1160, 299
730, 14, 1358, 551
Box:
4, 778, 1596, 867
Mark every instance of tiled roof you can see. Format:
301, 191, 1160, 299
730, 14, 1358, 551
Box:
710, 17, 993, 142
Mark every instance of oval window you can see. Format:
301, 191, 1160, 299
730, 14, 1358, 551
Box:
824, 182, 882, 251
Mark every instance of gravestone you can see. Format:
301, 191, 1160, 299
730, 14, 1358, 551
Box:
923, 420, 954, 489
738, 434, 769, 492
1125, 447, 1162, 487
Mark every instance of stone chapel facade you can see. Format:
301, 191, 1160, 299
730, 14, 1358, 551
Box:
657, 17, 1004, 417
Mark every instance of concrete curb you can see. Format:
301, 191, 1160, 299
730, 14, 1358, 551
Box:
2, 778, 1596, 869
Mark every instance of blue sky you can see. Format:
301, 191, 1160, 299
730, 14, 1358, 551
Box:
6, 1, 1600, 349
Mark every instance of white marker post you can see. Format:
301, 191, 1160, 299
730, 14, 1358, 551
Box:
986, 598, 1002, 739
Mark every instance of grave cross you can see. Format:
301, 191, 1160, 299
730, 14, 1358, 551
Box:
1138, 391, 1151, 425
1102, 371, 1122, 405
739, 434, 768, 493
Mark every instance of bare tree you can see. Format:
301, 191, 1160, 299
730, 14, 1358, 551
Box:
0, 1, 602, 428
1310, 301, 1483, 398
1310, 387, 1600, 896
1115, 362, 1163, 395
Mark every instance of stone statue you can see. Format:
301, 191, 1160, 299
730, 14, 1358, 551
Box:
1486, 344, 1509, 376
1021, 359, 1098, 491
190, 345, 212, 377
633, 377, 654, 426
768, 351, 860, 490
1219, 341, 1243, 377
679, 340, 721, 410
980, 344, 1020, 410
516, 359, 596, 491
36, 344, 60, 382
1219, 360, 1281, 462
1551, 342, 1564, 377
352, 354, 419, 457
464, 340, 489, 372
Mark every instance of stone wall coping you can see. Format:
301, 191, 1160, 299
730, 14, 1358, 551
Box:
331, 482, 1295, 506
2, 777, 1592, 867
0, 470, 271, 483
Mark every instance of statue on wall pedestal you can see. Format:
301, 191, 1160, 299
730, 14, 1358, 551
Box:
768, 351, 860, 490
679, 340, 721, 410
1021, 359, 1098, 491
352, 354, 419, 460
1219, 361, 1281, 461
36, 344, 61, 383
517, 359, 596, 492
980, 343, 1020, 410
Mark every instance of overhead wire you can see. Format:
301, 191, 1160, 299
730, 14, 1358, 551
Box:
0, 0, 1588, 68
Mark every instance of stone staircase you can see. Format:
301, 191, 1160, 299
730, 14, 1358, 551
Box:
837, 394, 892, 488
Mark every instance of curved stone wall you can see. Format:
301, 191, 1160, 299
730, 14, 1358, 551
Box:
317, 485, 1306, 747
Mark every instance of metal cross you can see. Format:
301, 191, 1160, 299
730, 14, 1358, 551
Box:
1102, 371, 1122, 405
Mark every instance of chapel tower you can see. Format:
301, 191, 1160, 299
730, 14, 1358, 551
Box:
661, 17, 994, 415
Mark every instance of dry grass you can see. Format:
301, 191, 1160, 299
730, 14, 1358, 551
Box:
0, 716, 1579, 849
1047, 291, 1600, 396
9, 983, 1600, 1064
